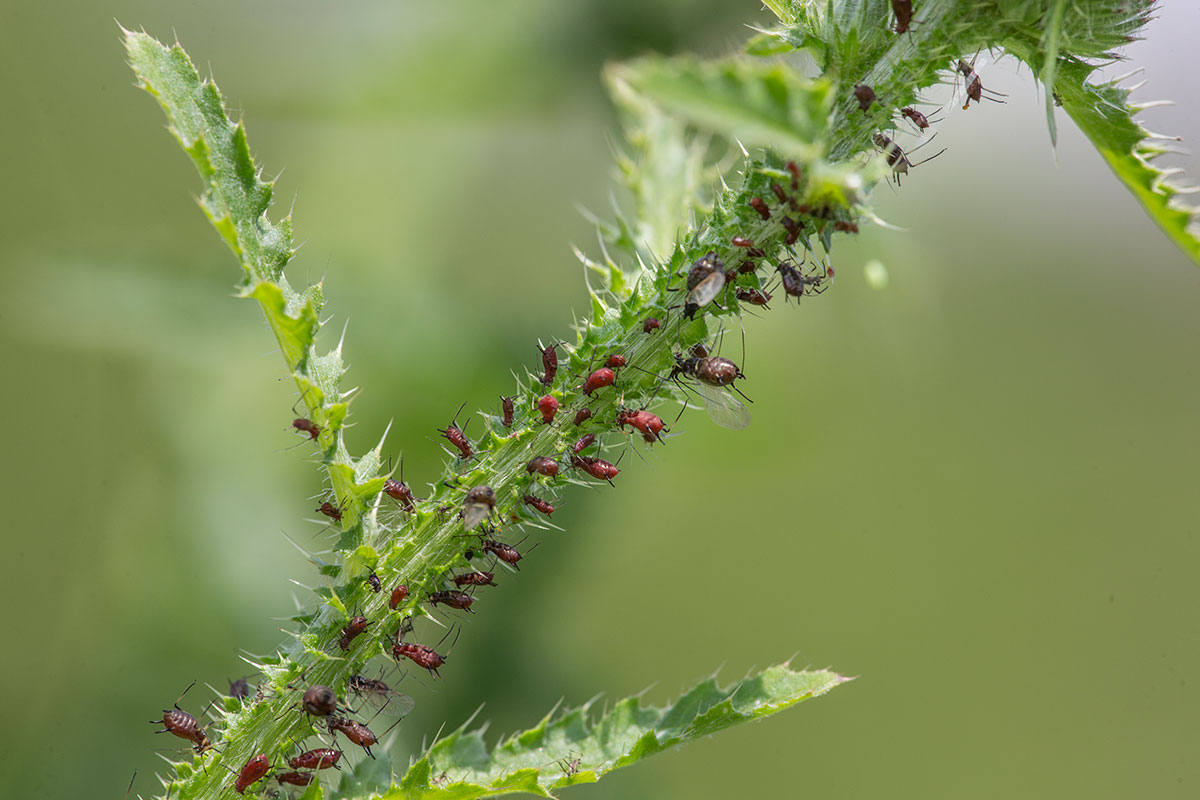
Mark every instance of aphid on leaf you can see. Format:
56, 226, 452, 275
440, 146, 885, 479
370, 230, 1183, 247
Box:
436, 402, 473, 459
500, 395, 515, 428
526, 456, 560, 478
900, 106, 938, 131
572, 433, 596, 454
956, 58, 1006, 109
736, 287, 772, 308
316, 501, 343, 523
228, 677, 251, 701
291, 417, 320, 442
748, 196, 771, 220
573, 407, 592, 426
462, 485, 496, 531
288, 748, 342, 771
892, 0, 913, 33
275, 772, 314, 787
348, 675, 415, 715
327, 716, 378, 759
429, 589, 475, 612
235, 754, 270, 795
582, 367, 616, 396
777, 259, 830, 302
392, 639, 446, 678
300, 685, 339, 718
617, 407, 668, 444
389, 585, 409, 610
604, 354, 627, 370
834, 221, 859, 233
786, 160, 802, 189
523, 494, 555, 516
570, 454, 620, 485
643, 317, 661, 334
872, 132, 945, 186
770, 182, 788, 204
853, 84, 877, 112
149, 681, 212, 754
681, 251, 726, 319
454, 569, 497, 587
338, 614, 372, 651
731, 236, 755, 248
537, 342, 561, 386
780, 216, 802, 246
537, 394, 559, 424
668, 350, 752, 431
483, 538, 525, 569
367, 572, 382, 593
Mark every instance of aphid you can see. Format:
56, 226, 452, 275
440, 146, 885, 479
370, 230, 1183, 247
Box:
736, 287, 772, 308
572, 433, 596, 454
669, 350, 751, 430
454, 569, 497, 587
738, 259, 757, 275
853, 84, 876, 112
780, 216, 802, 246
348, 675, 415, 715
383, 479, 416, 512
892, 0, 913, 33
682, 251, 726, 318
748, 196, 771, 220
275, 772, 313, 787
537, 342, 560, 386
871, 133, 945, 185
150, 682, 212, 754
389, 585, 409, 610
316, 501, 343, 523
235, 754, 270, 794
482, 538, 524, 569
786, 160, 802, 189
392, 640, 446, 678
900, 106, 932, 130
956, 58, 1006, 109
288, 747, 342, 771
523, 494, 555, 516
429, 589, 475, 612
462, 485, 496, 530
537, 394, 559, 424
367, 572, 382, 593
228, 677, 251, 701
617, 407, 668, 444
570, 454, 620, 485
770, 182, 788, 204
643, 317, 661, 334
526, 456, 560, 478
436, 402, 473, 459
776, 259, 829, 301
500, 395, 515, 428
558, 754, 582, 777
338, 615, 372, 651
291, 417, 320, 442
834, 220, 859, 233
731, 236, 755, 248
582, 367, 616, 396
604, 354, 627, 370
301, 685, 339, 718
327, 716, 378, 759
573, 407, 592, 426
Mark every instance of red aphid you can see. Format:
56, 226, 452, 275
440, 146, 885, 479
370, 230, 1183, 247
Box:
537, 395, 559, 424
900, 105, 930, 129
150, 689, 212, 754
275, 772, 314, 787
292, 418, 320, 441
617, 408, 668, 444
429, 589, 475, 612
571, 454, 620, 484
483, 538, 523, 568
604, 354, 627, 369
738, 259, 757, 275
338, 615, 372, 651
781, 216, 802, 245
437, 402, 472, 459
834, 220, 859, 233
732, 236, 755, 248
892, 0, 913, 33
572, 433, 596, 454
526, 456, 560, 478
454, 569, 497, 587
328, 716, 378, 759
288, 747, 342, 771
538, 342, 560, 386
736, 287, 772, 308
573, 407, 592, 426
393, 641, 446, 677
643, 317, 661, 334
749, 196, 771, 220
523, 494, 554, 516
582, 367, 615, 396
853, 84, 876, 113
390, 585, 409, 610
316, 501, 342, 522
500, 395, 515, 428
770, 182, 788, 204
786, 160, 802, 189
235, 754, 270, 794
383, 478, 416, 512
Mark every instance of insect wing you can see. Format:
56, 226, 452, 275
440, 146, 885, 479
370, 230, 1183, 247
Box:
697, 381, 751, 430
687, 270, 726, 309
462, 502, 489, 530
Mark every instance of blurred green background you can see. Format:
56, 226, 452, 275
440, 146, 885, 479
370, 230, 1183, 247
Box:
2, 2, 1198, 798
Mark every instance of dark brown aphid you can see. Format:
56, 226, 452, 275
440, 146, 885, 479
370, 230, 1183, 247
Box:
390, 585, 409, 610
786, 160, 802, 189
748, 196, 771, 220
500, 395, 515, 428
288, 747, 342, 771
338, 615, 372, 651
770, 182, 788, 204
301, 685, 338, 718
573, 407, 592, 426
537, 394, 559, 424
482, 538, 524, 568
571, 454, 620, 485
235, 754, 270, 794
348, 674, 415, 715
292, 418, 320, 441
617, 408, 668, 444
537, 342, 560, 386
437, 402, 473, 459
454, 569, 497, 587
150, 683, 212, 754
872, 133, 945, 185
834, 220, 859, 233
582, 367, 616, 396
572, 433, 596, 454
393, 641, 446, 677
956, 58, 1006, 110
892, 0, 913, 33
229, 677, 251, 701
900, 106, 931, 130
731, 236, 755, 248
682, 251, 726, 318
462, 485, 496, 530
604, 354, 627, 370
736, 287, 772, 308
643, 317, 661, 334
316, 501, 342, 523
383, 478, 417, 512
853, 84, 876, 112
738, 259, 757, 275
275, 772, 314, 787
780, 215, 802, 245
526, 456, 560, 478
776, 259, 829, 301
523, 494, 555, 516
429, 589, 475, 612
669, 350, 751, 430
328, 716, 378, 759
367, 572, 382, 593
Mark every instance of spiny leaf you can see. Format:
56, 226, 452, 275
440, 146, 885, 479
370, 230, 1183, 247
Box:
389, 664, 850, 799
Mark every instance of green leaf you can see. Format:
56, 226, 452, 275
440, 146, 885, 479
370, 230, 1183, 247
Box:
611, 56, 834, 162
387, 664, 850, 799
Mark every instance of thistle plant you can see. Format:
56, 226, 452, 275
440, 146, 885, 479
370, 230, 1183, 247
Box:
125, 1, 1196, 798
